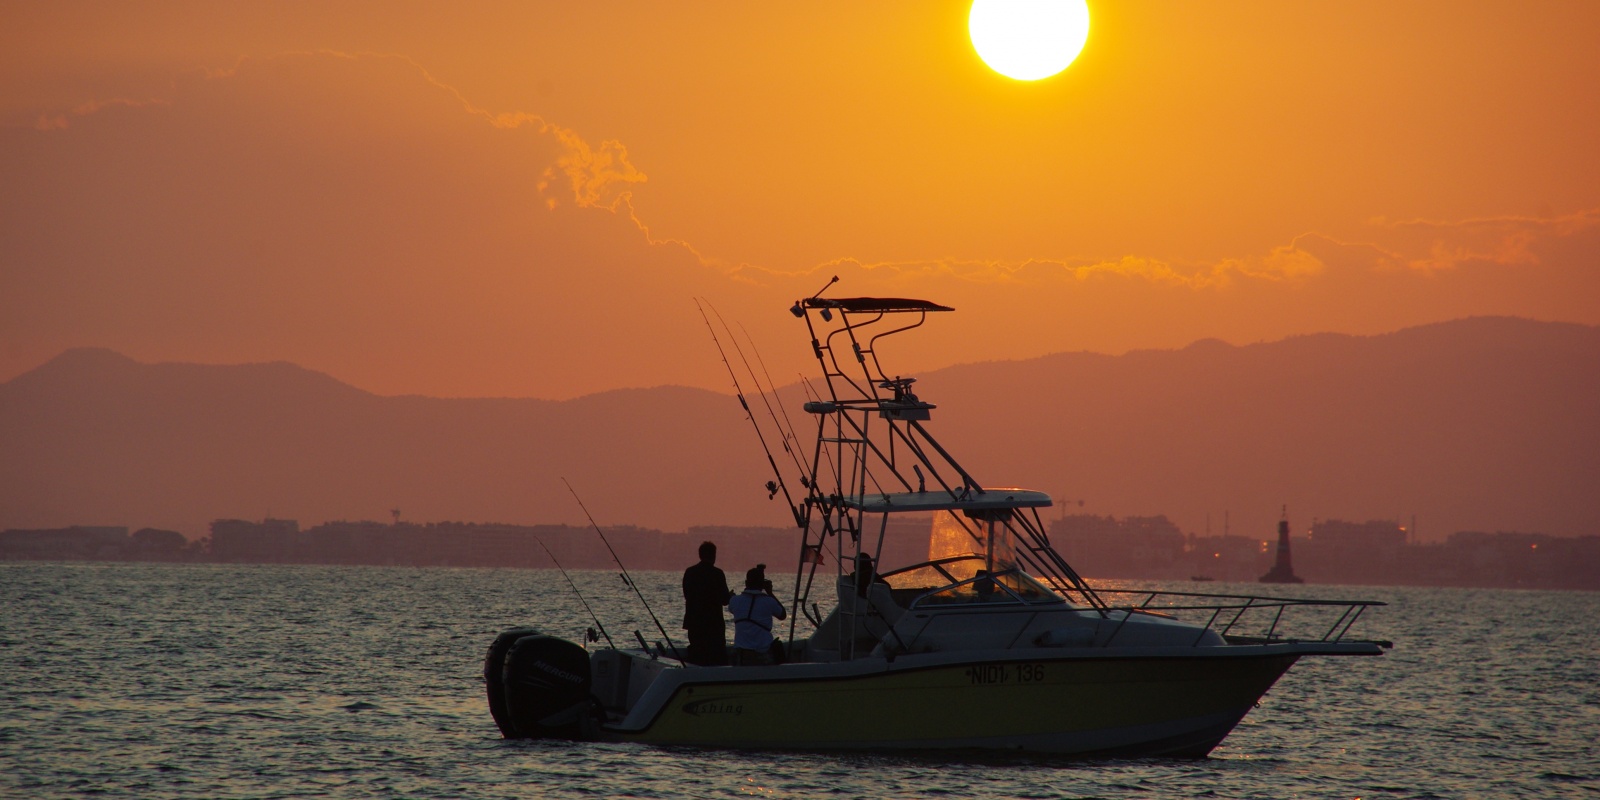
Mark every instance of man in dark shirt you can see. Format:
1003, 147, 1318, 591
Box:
681, 541, 730, 665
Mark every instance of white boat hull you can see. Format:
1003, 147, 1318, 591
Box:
584, 642, 1377, 756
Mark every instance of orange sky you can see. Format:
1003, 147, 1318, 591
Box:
3, 1, 1598, 399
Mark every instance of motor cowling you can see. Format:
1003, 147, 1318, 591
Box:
497, 632, 594, 739
484, 628, 540, 738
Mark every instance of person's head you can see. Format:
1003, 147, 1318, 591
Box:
855, 553, 874, 574
745, 563, 768, 591
853, 553, 875, 597
698, 541, 716, 564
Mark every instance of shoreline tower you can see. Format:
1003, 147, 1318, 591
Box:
1259, 505, 1304, 584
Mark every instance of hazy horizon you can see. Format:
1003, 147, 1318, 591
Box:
7, 312, 1592, 402
5, 315, 1595, 544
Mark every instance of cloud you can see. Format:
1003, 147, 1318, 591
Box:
744, 207, 1600, 298
30, 50, 651, 213
3, 49, 1596, 398
30, 97, 172, 131
0, 51, 737, 398
1376, 209, 1600, 234
1369, 209, 1600, 273
740, 246, 1327, 292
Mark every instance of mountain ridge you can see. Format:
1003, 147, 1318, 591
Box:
3, 316, 1596, 542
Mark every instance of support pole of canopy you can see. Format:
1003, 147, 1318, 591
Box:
985, 518, 996, 575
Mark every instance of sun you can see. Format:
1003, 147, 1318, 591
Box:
968, 0, 1090, 81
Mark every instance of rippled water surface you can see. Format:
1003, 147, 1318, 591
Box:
2, 563, 1596, 798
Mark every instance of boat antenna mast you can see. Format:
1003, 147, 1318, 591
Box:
561, 478, 680, 659
792, 288, 1109, 612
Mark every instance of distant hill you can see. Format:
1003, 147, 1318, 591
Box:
0, 347, 760, 536
914, 317, 1600, 543
2, 317, 1597, 542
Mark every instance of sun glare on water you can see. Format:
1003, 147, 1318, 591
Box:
969, 0, 1090, 81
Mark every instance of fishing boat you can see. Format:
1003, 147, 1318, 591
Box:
485, 288, 1388, 756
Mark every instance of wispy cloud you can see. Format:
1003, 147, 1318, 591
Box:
42, 51, 1593, 298
33, 97, 171, 130
28, 50, 648, 212
737, 244, 1328, 292
737, 208, 1600, 295
1368, 209, 1600, 273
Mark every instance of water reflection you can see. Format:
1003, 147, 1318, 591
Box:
2, 563, 1595, 799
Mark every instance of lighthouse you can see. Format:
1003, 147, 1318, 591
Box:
1259, 506, 1304, 584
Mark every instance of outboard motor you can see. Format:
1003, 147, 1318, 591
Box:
484, 628, 540, 738
489, 630, 595, 739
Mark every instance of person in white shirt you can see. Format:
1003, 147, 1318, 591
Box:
728, 564, 787, 665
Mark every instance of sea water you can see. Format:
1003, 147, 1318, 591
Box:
1, 562, 1595, 799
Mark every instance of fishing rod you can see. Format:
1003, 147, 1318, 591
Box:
710, 303, 810, 481
693, 297, 805, 528
696, 297, 820, 645
533, 535, 616, 648
741, 321, 807, 462
561, 478, 681, 659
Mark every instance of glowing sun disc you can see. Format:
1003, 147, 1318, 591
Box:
969, 0, 1090, 81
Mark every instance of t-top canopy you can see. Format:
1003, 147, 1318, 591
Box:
804, 297, 954, 313
839, 488, 1052, 513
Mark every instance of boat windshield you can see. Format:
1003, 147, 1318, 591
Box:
883, 553, 986, 589
906, 567, 1064, 609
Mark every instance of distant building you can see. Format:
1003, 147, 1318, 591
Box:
1297, 519, 1406, 584
1052, 514, 1189, 579
7, 511, 1592, 591
1312, 519, 1406, 549
1442, 530, 1600, 589
130, 528, 188, 558
682, 524, 804, 574
302, 520, 393, 565
0, 526, 130, 560
209, 518, 300, 563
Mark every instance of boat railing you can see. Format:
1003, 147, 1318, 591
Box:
1087, 588, 1387, 647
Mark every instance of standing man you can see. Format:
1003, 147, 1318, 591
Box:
728, 564, 787, 666
681, 540, 730, 665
